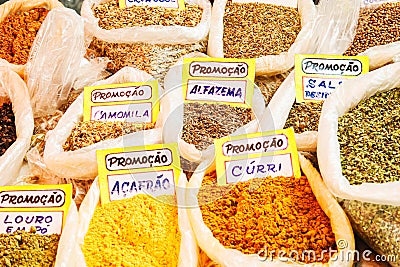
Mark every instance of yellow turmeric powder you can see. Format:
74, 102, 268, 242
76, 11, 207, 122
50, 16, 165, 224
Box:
83, 194, 181, 267
200, 172, 336, 264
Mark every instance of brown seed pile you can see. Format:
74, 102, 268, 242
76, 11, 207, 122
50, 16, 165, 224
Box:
0, 8, 49, 65
284, 102, 323, 133
0, 227, 60, 267
93, 0, 202, 29
338, 88, 400, 185
344, 2, 400, 56
88, 38, 207, 81
181, 103, 253, 151
0, 102, 17, 156
223, 1, 301, 58
255, 71, 290, 105
199, 172, 336, 264
63, 121, 155, 151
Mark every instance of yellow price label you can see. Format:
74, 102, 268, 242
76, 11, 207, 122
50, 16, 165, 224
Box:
83, 80, 159, 125
97, 143, 181, 205
214, 128, 301, 185
295, 54, 369, 103
0, 184, 72, 234
182, 57, 256, 107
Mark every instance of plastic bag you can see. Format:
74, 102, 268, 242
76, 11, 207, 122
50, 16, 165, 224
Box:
162, 52, 266, 163
342, 0, 400, 70
0, 0, 63, 77
71, 174, 198, 267
186, 152, 355, 267
0, 68, 34, 186
260, 0, 400, 150
43, 67, 164, 180
207, 0, 317, 75
317, 62, 400, 205
55, 201, 79, 267
25, 7, 86, 118
81, 0, 211, 45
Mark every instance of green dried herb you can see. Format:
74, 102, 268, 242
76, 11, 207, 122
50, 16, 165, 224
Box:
338, 88, 400, 185
340, 199, 400, 266
0, 227, 60, 267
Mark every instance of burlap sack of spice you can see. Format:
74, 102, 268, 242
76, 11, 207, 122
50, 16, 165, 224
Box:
318, 62, 400, 206
43, 67, 164, 179
207, 0, 317, 76
186, 152, 355, 267
0, 0, 63, 77
68, 174, 198, 267
0, 68, 34, 186
81, 0, 211, 45
162, 52, 266, 163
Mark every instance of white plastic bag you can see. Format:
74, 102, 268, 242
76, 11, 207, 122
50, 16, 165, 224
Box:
260, 0, 400, 150
350, 0, 400, 69
0, 68, 34, 186
25, 7, 86, 118
72, 174, 198, 267
0, 0, 63, 77
162, 52, 266, 163
81, 0, 211, 45
318, 62, 400, 205
186, 153, 354, 267
54, 199, 80, 267
207, 0, 317, 75
43, 67, 164, 179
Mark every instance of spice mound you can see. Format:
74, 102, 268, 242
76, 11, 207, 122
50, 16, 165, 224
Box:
0, 102, 17, 156
200, 172, 336, 264
83, 194, 181, 267
223, 1, 301, 58
88, 38, 207, 79
94, 0, 203, 29
0, 8, 49, 65
344, 2, 400, 56
0, 227, 60, 267
341, 200, 400, 266
181, 102, 254, 151
284, 102, 323, 133
63, 121, 155, 151
256, 72, 290, 105
338, 88, 400, 185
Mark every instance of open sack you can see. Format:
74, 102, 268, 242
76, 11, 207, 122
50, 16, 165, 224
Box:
0, 68, 33, 186
207, 0, 317, 75
0, 0, 62, 76
43, 67, 164, 179
186, 151, 354, 267
162, 52, 266, 163
81, 0, 211, 45
318, 62, 400, 205
259, 0, 400, 150
314, 0, 400, 70
81, 0, 211, 81
70, 174, 198, 267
